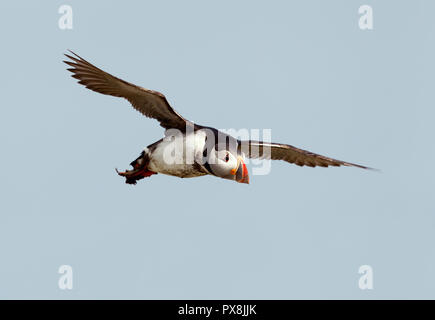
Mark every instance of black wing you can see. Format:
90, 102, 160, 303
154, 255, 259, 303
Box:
64, 51, 190, 130
239, 140, 372, 169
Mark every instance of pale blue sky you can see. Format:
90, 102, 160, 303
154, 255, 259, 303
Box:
0, 0, 434, 299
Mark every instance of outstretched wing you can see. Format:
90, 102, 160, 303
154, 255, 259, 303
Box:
239, 140, 372, 169
64, 51, 189, 130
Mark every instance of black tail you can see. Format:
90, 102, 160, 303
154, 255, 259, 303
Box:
116, 151, 157, 185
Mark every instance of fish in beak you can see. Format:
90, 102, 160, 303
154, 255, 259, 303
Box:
234, 156, 249, 184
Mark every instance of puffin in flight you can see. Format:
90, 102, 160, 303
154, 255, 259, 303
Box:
64, 51, 371, 185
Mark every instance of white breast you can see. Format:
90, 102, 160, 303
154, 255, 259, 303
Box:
147, 130, 207, 178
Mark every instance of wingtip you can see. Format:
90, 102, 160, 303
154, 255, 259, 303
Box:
64, 50, 83, 62
349, 163, 381, 172
66, 49, 77, 56
63, 52, 77, 65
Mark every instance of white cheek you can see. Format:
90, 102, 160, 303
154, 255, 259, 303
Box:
208, 152, 217, 164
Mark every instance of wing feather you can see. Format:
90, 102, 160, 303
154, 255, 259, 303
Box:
64, 51, 189, 130
240, 140, 372, 169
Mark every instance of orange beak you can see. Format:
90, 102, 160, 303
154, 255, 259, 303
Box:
233, 156, 249, 184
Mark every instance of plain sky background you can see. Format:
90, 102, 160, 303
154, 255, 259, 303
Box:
0, 0, 434, 299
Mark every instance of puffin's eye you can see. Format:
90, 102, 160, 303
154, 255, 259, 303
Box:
224, 153, 230, 162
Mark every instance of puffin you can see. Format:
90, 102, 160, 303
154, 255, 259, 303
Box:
64, 51, 371, 185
